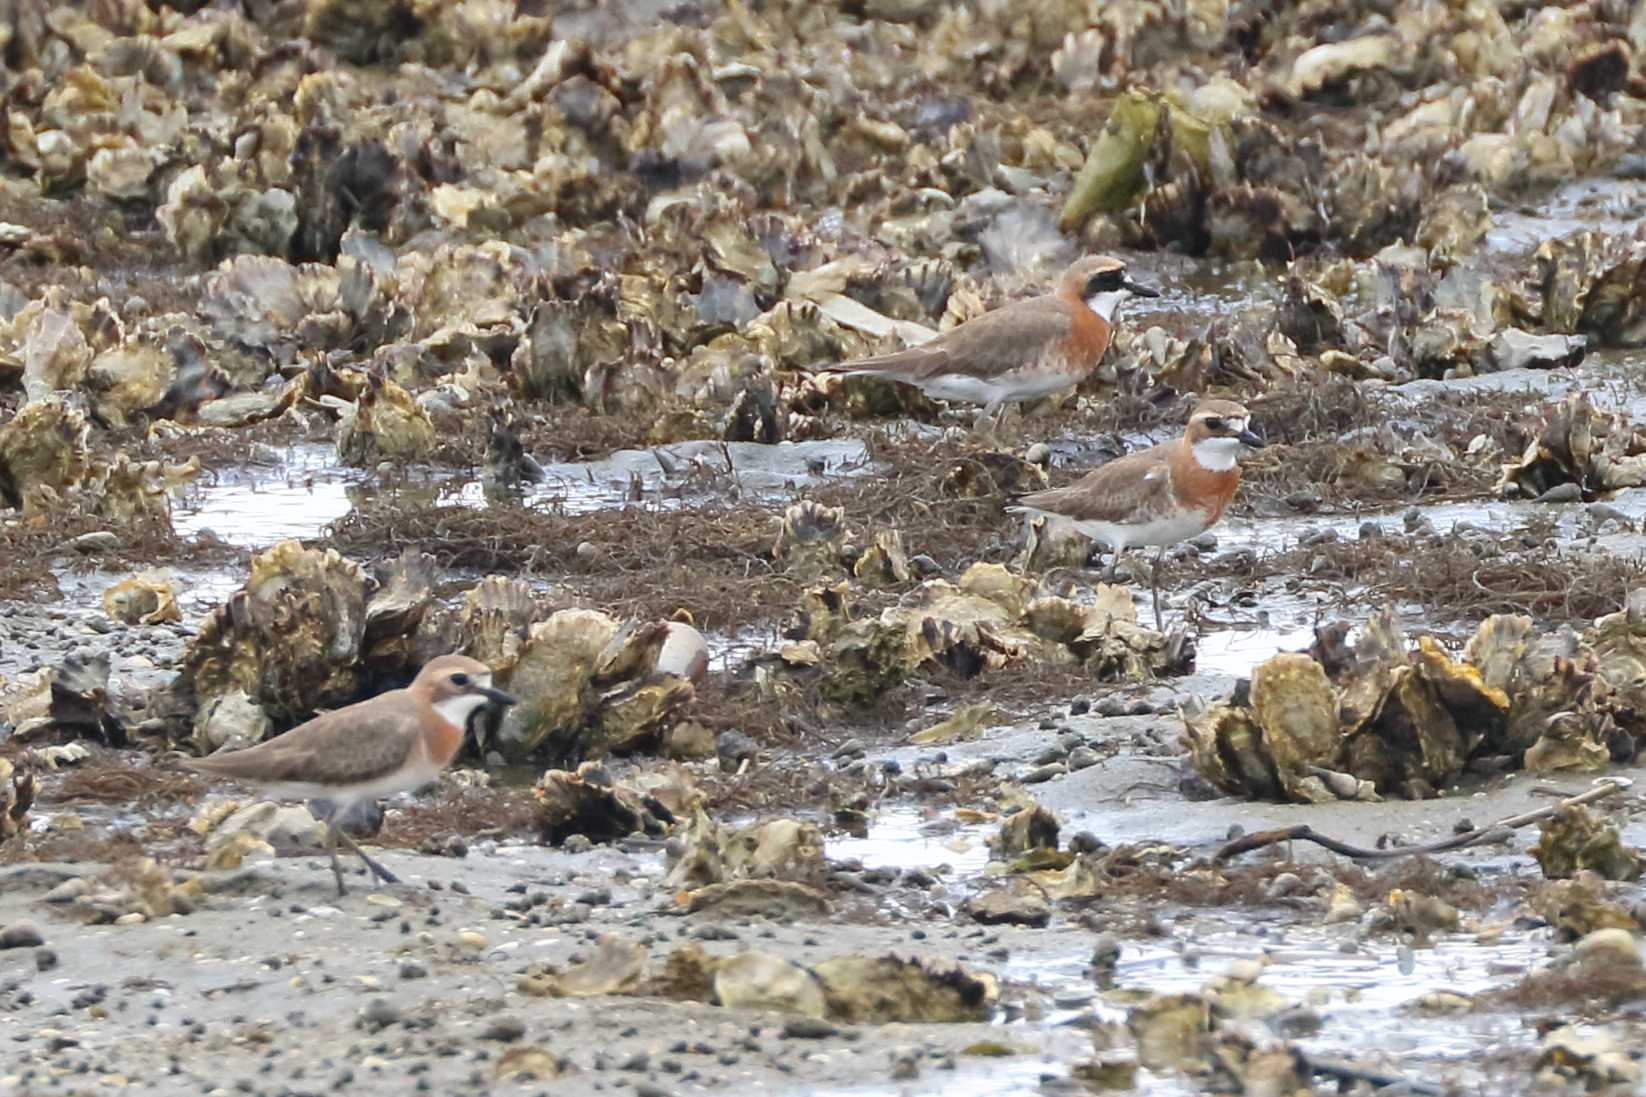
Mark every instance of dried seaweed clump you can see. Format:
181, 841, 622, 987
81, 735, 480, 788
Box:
1185, 607, 1645, 802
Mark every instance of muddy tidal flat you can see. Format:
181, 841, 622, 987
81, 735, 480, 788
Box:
9, 0, 1646, 1095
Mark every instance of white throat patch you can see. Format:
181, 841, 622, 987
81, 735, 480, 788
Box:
1192, 436, 1244, 471
1085, 289, 1131, 321
433, 693, 491, 729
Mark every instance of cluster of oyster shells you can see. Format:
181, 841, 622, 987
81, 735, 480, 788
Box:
1185, 602, 1646, 803
2, 0, 1643, 502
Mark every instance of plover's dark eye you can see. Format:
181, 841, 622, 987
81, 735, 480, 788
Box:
1204, 416, 1225, 431
451, 672, 470, 686
1086, 269, 1123, 294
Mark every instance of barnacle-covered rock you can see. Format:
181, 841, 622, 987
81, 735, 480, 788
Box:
180, 540, 369, 727
497, 612, 696, 764
0, 395, 89, 510
812, 955, 993, 1025
1497, 393, 1646, 499
1187, 610, 1537, 801
1531, 806, 1643, 881
101, 571, 181, 626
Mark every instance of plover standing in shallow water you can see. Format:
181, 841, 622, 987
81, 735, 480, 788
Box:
184, 654, 516, 895
818, 256, 1158, 432
1008, 399, 1265, 629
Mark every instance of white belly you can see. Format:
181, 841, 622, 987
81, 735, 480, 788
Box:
1070, 509, 1211, 551
914, 370, 1077, 405
255, 760, 440, 812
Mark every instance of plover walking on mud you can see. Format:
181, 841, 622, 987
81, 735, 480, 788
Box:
1008, 399, 1265, 629
184, 654, 516, 895
818, 255, 1158, 431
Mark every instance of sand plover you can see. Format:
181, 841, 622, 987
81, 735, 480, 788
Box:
820, 256, 1158, 430
1009, 399, 1265, 628
184, 655, 516, 894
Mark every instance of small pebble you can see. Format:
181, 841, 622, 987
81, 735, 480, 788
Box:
356, 999, 401, 1032
0, 922, 45, 949
479, 1016, 526, 1042
1066, 746, 1100, 771
781, 1018, 839, 1039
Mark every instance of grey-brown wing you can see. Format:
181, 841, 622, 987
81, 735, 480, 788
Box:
1013, 448, 1175, 525
834, 301, 1074, 382
187, 695, 417, 786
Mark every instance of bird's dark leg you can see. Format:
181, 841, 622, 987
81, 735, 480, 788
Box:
1150, 545, 1166, 632
325, 823, 347, 897
334, 826, 400, 886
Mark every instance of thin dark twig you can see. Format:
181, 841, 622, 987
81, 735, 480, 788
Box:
1213, 779, 1627, 864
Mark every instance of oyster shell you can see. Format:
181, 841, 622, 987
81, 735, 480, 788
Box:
0, 395, 89, 510
181, 540, 369, 726
101, 571, 181, 626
